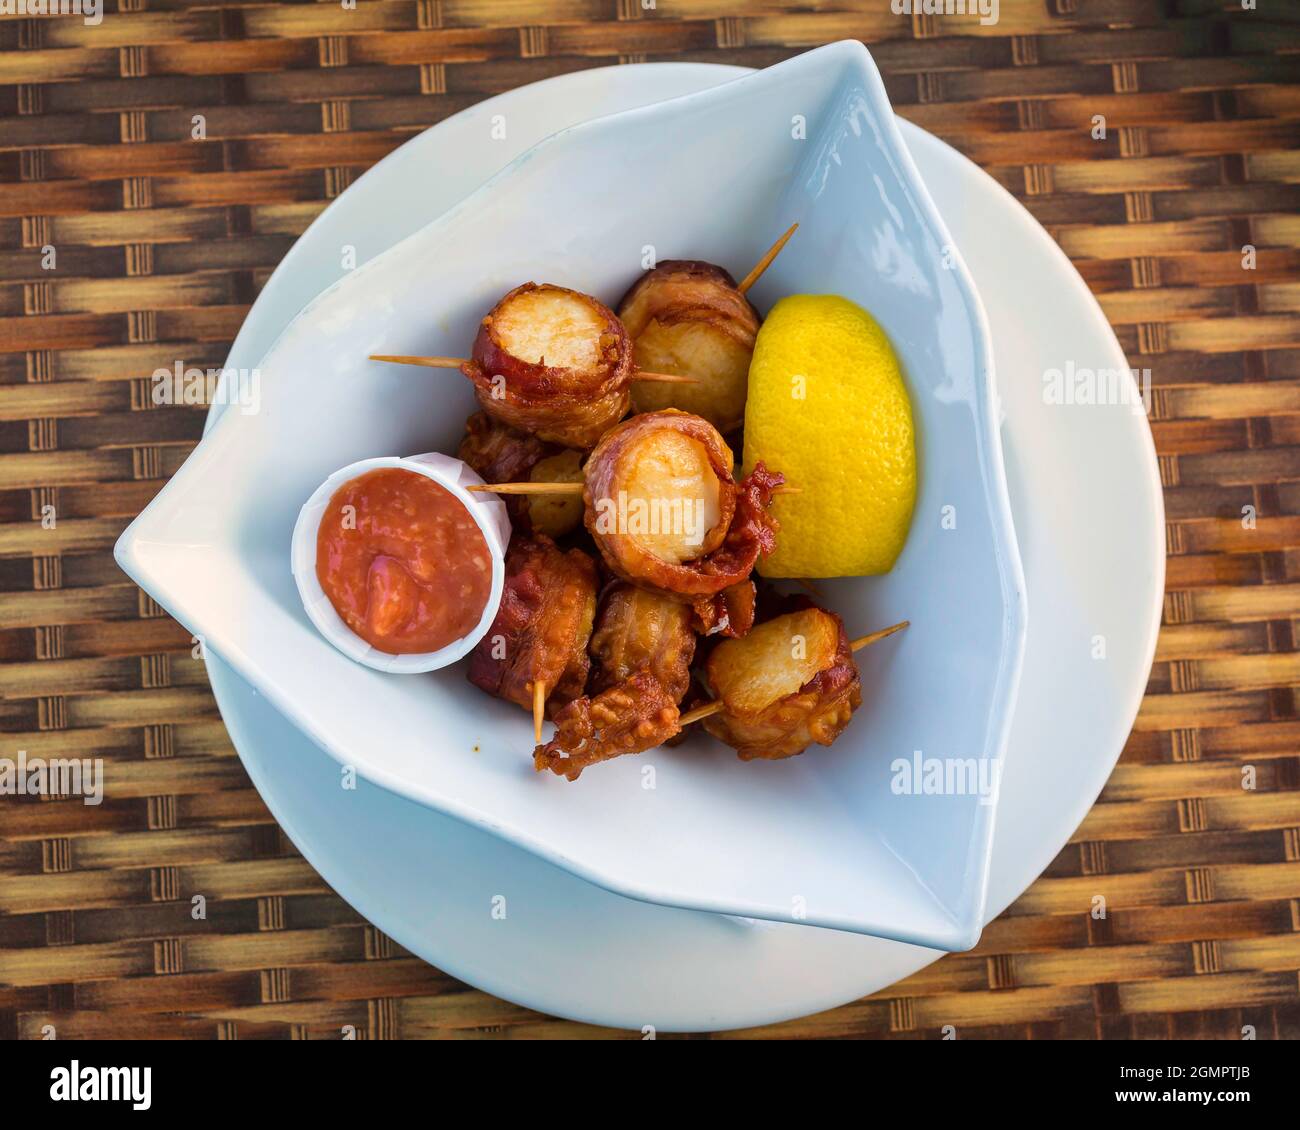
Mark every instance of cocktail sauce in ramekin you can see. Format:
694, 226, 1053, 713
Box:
315, 467, 493, 656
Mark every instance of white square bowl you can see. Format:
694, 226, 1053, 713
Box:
116, 41, 1026, 951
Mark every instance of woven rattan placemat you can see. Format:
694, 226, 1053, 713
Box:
2, 2, 1298, 1039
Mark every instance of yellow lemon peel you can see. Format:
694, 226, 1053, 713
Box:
742, 294, 916, 578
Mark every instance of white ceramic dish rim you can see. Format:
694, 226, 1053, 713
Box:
289, 453, 510, 674
120, 41, 1028, 950
200, 63, 1165, 1029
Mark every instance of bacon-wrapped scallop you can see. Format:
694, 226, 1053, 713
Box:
458, 412, 584, 539
534, 578, 706, 780
583, 409, 782, 627
700, 605, 861, 761
588, 582, 696, 702
620, 261, 759, 434
460, 283, 632, 450
467, 533, 598, 715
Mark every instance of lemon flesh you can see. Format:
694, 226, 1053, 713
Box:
743, 294, 916, 578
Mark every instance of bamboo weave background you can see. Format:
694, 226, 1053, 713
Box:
1, 0, 1299, 1039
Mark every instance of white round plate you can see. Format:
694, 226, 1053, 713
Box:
204, 63, 1163, 1031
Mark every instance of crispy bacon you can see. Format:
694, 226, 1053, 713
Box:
619, 261, 755, 337
458, 411, 553, 486
467, 534, 597, 714
534, 670, 681, 781
589, 582, 696, 702
457, 411, 551, 529
700, 605, 862, 761
690, 579, 756, 639
582, 409, 782, 599
460, 283, 632, 450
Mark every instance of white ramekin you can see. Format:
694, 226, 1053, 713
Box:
291, 452, 510, 673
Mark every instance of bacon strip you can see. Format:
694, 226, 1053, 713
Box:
619, 261, 757, 346
458, 411, 553, 486
467, 534, 597, 714
457, 412, 553, 529
534, 671, 681, 781
690, 579, 756, 640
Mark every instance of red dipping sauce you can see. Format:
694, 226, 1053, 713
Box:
316, 468, 493, 655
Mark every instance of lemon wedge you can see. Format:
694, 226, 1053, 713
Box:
743, 294, 916, 578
